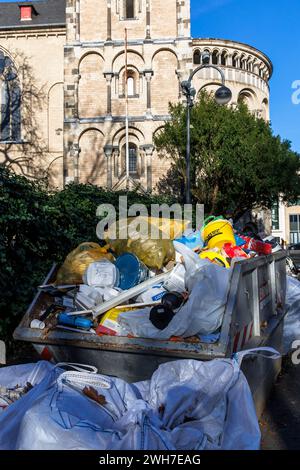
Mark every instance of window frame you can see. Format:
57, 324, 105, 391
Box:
128, 143, 137, 175
193, 50, 201, 65
0, 57, 21, 144
271, 200, 280, 231
124, 0, 135, 20
289, 214, 300, 244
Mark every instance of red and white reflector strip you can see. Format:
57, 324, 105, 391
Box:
33, 345, 54, 362
233, 322, 254, 353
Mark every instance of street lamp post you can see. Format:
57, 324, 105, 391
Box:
181, 54, 232, 204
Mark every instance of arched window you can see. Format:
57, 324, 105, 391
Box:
212, 50, 219, 65
123, 69, 137, 97
240, 55, 246, 70
122, 142, 137, 175
262, 98, 269, 121
127, 76, 134, 96
0, 51, 21, 142
221, 51, 227, 66
193, 50, 201, 65
129, 143, 137, 174
238, 89, 256, 111
125, 0, 135, 19
232, 53, 238, 68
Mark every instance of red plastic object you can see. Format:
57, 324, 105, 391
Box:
96, 324, 117, 336
222, 243, 249, 259
239, 235, 272, 255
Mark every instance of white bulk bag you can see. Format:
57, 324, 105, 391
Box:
0, 348, 279, 450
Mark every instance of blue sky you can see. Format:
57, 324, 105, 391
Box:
191, 0, 300, 153
1, 0, 299, 152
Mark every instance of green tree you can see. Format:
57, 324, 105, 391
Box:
154, 92, 300, 219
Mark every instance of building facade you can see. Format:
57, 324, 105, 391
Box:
63, 0, 191, 191
271, 198, 300, 246
63, 0, 272, 192
2, 1, 296, 240
0, 0, 65, 184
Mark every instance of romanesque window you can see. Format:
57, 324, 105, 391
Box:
238, 89, 256, 111
127, 76, 134, 96
0, 52, 21, 142
221, 51, 227, 66
125, 0, 135, 19
240, 55, 246, 70
212, 51, 219, 65
122, 69, 138, 97
232, 53, 238, 68
122, 142, 138, 175
129, 143, 137, 174
193, 50, 201, 65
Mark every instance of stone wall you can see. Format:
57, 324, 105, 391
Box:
63, 0, 191, 191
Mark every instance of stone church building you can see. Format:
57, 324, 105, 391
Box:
0, 0, 273, 193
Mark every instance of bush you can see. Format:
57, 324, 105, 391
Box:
0, 168, 174, 350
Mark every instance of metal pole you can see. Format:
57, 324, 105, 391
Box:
125, 28, 129, 181
182, 63, 229, 205
186, 98, 191, 205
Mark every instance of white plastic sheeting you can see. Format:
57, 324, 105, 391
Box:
119, 243, 230, 339
0, 351, 274, 450
283, 276, 300, 354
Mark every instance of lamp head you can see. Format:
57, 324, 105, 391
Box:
215, 85, 232, 105
202, 52, 210, 64
190, 87, 196, 98
181, 80, 191, 94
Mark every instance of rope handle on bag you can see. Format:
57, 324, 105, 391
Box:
233, 347, 281, 367
57, 371, 112, 389
55, 363, 112, 389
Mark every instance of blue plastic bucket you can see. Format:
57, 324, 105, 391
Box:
115, 253, 149, 290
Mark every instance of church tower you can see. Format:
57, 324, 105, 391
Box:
64, 0, 192, 190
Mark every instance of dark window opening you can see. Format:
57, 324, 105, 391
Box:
125, 0, 135, 19
212, 51, 218, 65
221, 52, 227, 66
129, 143, 137, 174
290, 214, 300, 244
193, 50, 201, 65
272, 200, 280, 231
0, 52, 21, 142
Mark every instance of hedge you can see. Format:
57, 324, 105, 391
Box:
0, 167, 173, 351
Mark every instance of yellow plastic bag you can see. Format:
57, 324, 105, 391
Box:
105, 217, 189, 270
56, 242, 114, 285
